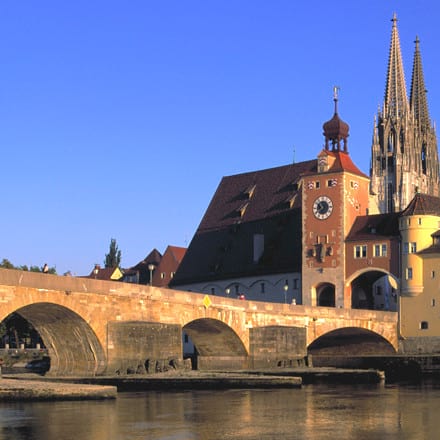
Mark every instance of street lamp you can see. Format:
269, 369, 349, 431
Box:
148, 264, 155, 286
283, 283, 288, 304
225, 288, 230, 297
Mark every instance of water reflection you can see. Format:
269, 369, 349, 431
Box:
1, 383, 440, 439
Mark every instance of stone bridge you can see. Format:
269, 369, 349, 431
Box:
0, 269, 398, 376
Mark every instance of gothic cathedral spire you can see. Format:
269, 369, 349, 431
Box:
384, 13, 409, 119
370, 15, 439, 213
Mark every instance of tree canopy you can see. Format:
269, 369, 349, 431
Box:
0, 259, 56, 274
104, 238, 122, 268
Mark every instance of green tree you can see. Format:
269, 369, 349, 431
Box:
0, 259, 14, 269
104, 238, 122, 268
0, 259, 56, 274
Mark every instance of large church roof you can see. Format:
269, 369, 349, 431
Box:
197, 159, 316, 234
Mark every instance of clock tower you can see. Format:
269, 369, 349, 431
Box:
301, 90, 370, 308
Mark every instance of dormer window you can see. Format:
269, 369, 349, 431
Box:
237, 202, 249, 217
285, 195, 296, 208
243, 184, 256, 199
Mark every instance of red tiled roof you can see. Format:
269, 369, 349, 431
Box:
401, 193, 440, 216
346, 213, 400, 241
167, 245, 187, 263
326, 150, 368, 178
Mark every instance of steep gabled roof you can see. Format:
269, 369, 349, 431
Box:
166, 245, 187, 263
401, 193, 440, 216
197, 160, 316, 234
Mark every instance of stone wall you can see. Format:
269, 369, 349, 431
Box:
107, 322, 182, 375
249, 325, 307, 369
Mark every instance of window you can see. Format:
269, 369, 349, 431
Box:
354, 245, 367, 258
406, 267, 413, 280
431, 299, 436, 307
315, 181, 320, 189
293, 279, 299, 289
210, 288, 215, 295
404, 242, 417, 254
374, 244, 387, 257
161, 272, 166, 279
431, 271, 436, 279
420, 321, 429, 330
418, 218, 422, 225
260, 283, 265, 294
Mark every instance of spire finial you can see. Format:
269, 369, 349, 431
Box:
333, 85, 340, 114
392, 12, 397, 26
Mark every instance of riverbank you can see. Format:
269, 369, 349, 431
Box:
0, 367, 385, 400
0, 377, 117, 401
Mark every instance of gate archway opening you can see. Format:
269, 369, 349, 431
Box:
317, 283, 335, 307
350, 270, 398, 311
1, 302, 106, 376
183, 318, 248, 370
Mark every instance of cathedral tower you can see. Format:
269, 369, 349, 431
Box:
370, 15, 440, 213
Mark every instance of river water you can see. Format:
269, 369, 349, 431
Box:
1, 381, 439, 440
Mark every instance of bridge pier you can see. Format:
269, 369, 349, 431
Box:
106, 322, 183, 375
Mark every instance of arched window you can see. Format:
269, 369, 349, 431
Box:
400, 129, 405, 153
422, 144, 427, 174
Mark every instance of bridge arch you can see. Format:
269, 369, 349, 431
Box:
308, 327, 397, 357
183, 318, 248, 369
2, 302, 106, 376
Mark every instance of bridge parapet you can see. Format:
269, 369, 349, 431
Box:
0, 268, 399, 375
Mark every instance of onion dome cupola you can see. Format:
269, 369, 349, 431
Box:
323, 86, 349, 152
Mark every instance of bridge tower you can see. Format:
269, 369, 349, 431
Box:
301, 89, 370, 308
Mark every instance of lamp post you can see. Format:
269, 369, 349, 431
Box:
283, 283, 288, 304
225, 288, 230, 297
148, 264, 155, 286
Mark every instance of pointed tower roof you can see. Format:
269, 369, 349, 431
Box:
410, 36, 430, 128
384, 14, 409, 118
323, 86, 349, 152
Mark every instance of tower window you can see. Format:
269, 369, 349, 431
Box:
420, 321, 429, 330
403, 242, 417, 254
406, 267, 413, 280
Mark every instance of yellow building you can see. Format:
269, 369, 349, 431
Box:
399, 194, 440, 349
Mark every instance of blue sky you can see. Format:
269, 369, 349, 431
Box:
1, 1, 439, 276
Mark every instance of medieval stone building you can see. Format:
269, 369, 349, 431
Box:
370, 14, 440, 213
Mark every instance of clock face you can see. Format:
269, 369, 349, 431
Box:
313, 196, 333, 220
